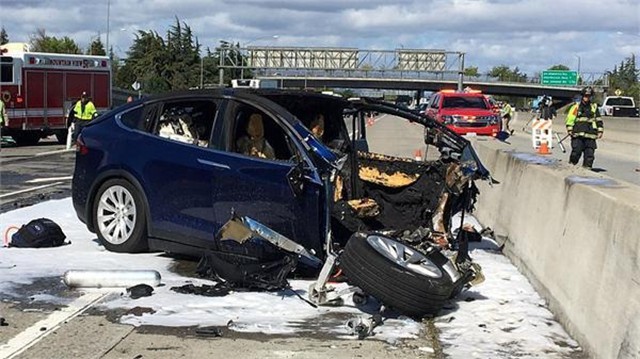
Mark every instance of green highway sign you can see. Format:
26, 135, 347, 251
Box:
541, 70, 578, 86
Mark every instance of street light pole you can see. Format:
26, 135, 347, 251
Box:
457, 52, 465, 91
106, 0, 111, 54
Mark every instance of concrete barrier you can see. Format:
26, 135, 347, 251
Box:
471, 138, 640, 359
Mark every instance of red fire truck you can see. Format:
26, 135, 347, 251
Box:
0, 43, 111, 146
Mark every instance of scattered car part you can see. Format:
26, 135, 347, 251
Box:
126, 284, 154, 299
170, 283, 230, 297
346, 314, 384, 340
63, 270, 161, 288
196, 215, 321, 291
195, 326, 224, 337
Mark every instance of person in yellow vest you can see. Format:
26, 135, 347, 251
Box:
0, 98, 7, 147
565, 86, 603, 169
0, 98, 7, 129
70, 91, 97, 142
500, 102, 514, 134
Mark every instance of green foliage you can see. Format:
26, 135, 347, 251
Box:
607, 54, 639, 101
548, 64, 570, 71
86, 37, 106, 56
115, 18, 204, 93
29, 28, 81, 54
463, 66, 480, 77
488, 65, 527, 82
0, 27, 8, 45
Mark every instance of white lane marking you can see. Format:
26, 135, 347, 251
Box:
25, 176, 73, 184
0, 292, 109, 359
35, 148, 74, 157
0, 182, 64, 199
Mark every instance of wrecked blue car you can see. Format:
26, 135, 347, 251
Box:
72, 89, 489, 317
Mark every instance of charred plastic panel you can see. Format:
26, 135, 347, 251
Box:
332, 151, 473, 246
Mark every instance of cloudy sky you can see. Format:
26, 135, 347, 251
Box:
1, 0, 638, 76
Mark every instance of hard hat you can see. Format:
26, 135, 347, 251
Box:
581, 87, 594, 97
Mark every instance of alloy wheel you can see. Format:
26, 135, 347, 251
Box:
96, 185, 137, 245
366, 235, 443, 278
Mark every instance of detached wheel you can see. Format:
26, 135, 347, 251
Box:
92, 179, 148, 253
340, 233, 459, 318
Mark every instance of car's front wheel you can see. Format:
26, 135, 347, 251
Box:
340, 233, 458, 318
92, 179, 148, 253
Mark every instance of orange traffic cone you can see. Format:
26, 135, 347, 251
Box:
537, 141, 551, 155
414, 149, 423, 161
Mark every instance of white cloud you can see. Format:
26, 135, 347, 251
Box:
0, 0, 637, 74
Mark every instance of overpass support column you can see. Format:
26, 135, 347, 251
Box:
415, 90, 422, 106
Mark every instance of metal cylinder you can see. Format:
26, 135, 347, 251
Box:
63, 270, 161, 288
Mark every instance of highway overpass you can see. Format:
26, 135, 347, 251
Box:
217, 46, 604, 104
258, 76, 584, 101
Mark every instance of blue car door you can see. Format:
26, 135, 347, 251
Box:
139, 98, 222, 248
208, 99, 325, 255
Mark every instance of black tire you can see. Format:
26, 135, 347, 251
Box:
13, 132, 41, 146
92, 178, 148, 253
340, 233, 457, 318
55, 130, 68, 144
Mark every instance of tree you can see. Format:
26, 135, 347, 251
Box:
0, 27, 8, 45
29, 28, 81, 54
87, 37, 106, 56
165, 17, 200, 90
606, 54, 639, 100
464, 66, 480, 77
488, 65, 527, 82
548, 64, 570, 71
115, 18, 203, 94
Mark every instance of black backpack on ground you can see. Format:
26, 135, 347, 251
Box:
10, 218, 67, 248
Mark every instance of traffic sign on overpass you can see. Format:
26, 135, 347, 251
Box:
541, 70, 578, 86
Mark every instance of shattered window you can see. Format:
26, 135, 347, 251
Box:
153, 100, 217, 148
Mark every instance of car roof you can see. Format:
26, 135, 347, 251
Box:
130, 88, 350, 106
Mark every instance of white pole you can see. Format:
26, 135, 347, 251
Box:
106, 0, 111, 53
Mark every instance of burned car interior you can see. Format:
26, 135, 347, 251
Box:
154, 100, 217, 148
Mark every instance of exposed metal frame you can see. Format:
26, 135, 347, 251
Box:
219, 46, 462, 73
218, 46, 466, 89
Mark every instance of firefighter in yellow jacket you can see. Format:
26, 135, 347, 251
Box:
565, 86, 603, 169
70, 91, 97, 142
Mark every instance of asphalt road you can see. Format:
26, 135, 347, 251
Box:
0, 137, 74, 214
